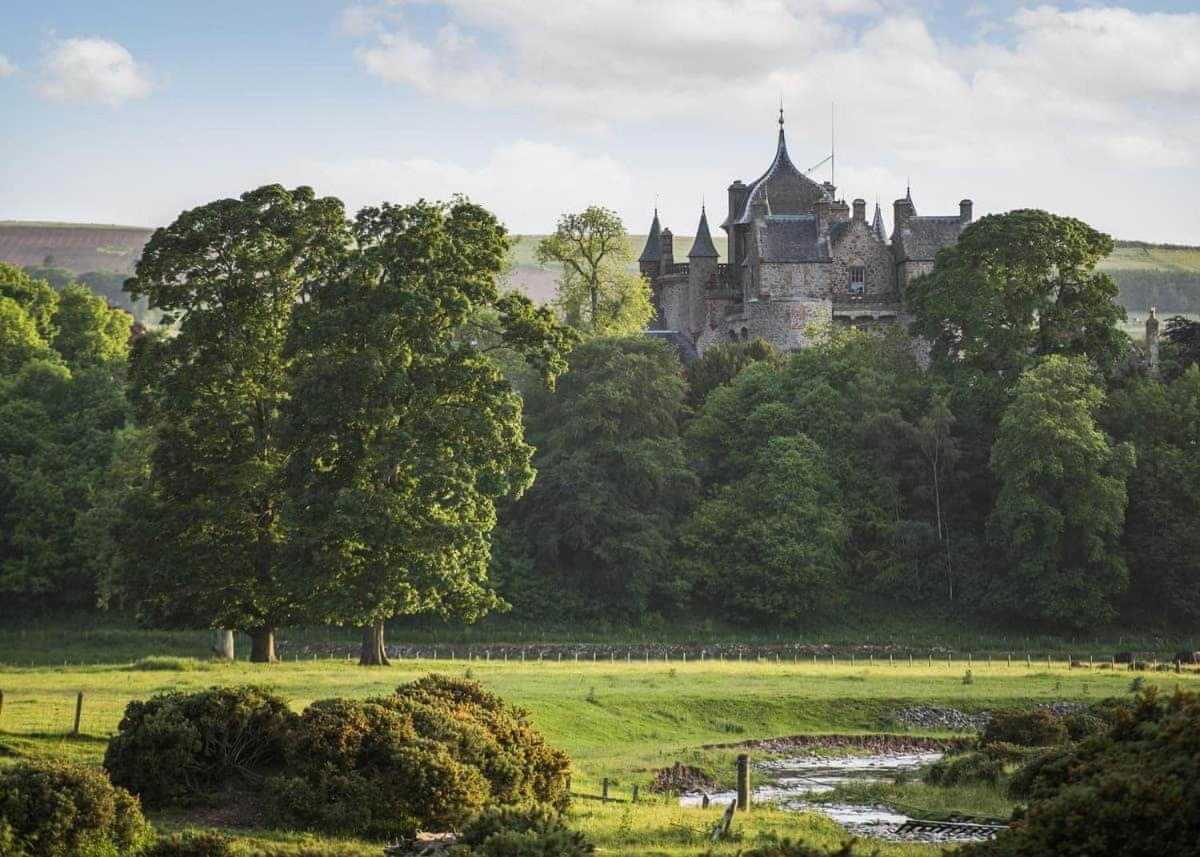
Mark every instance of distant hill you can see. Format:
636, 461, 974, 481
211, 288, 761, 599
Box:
3, 222, 1198, 313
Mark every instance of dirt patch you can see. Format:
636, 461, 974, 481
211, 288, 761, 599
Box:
648, 763, 715, 794
149, 786, 272, 832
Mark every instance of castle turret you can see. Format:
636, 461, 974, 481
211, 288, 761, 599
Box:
892, 192, 915, 239
639, 210, 663, 275
1146, 307, 1160, 375
687, 206, 719, 338
872, 202, 887, 242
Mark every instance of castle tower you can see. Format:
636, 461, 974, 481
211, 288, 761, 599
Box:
872, 202, 887, 242
1146, 307, 1160, 375
687, 206, 719, 338
638, 209, 662, 280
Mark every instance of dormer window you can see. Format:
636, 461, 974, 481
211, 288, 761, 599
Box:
849, 265, 865, 296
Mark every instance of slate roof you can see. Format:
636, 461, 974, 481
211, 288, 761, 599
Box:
758, 215, 829, 263
639, 209, 662, 263
645, 329, 699, 362
688, 207, 719, 258
729, 126, 830, 227
894, 216, 965, 262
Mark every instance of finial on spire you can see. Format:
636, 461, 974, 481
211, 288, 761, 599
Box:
778, 96, 784, 128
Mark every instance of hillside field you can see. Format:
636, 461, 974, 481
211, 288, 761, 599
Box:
1, 626, 1198, 855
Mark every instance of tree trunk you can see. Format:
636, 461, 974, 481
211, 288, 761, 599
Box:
211, 629, 235, 661
249, 627, 277, 664
359, 621, 390, 666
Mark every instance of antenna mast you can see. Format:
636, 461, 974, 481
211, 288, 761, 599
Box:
831, 102, 836, 189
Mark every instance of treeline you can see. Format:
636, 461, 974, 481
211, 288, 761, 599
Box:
1110, 268, 1200, 313
20, 259, 156, 323
493, 210, 1200, 632
3, 200, 1199, 646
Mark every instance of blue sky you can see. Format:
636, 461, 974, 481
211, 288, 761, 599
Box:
1, 1, 1197, 243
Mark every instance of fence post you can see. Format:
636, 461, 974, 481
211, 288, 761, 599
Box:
632, 784, 639, 803
602, 778, 609, 804
73, 692, 83, 737
736, 754, 750, 812
0, 689, 4, 721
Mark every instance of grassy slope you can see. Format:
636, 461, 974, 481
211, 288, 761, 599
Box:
2, 635, 1196, 855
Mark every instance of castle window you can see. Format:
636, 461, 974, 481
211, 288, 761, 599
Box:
849, 265, 865, 296
740, 327, 749, 341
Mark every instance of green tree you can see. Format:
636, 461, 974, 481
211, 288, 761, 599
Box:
0, 263, 58, 340
283, 199, 572, 665
121, 185, 351, 662
682, 337, 781, 413
678, 435, 848, 623
494, 337, 697, 621
51, 285, 130, 367
1103, 366, 1200, 625
1161, 314, 1200, 379
536, 207, 653, 336
987, 356, 1135, 627
906, 210, 1127, 377
0, 298, 51, 374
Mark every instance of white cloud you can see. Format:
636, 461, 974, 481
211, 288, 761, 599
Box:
285, 140, 636, 233
0, 55, 16, 78
39, 37, 155, 106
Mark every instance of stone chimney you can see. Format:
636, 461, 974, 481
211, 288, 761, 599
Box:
815, 198, 830, 231
660, 227, 674, 271
960, 199, 974, 223
852, 199, 866, 221
728, 180, 748, 226
893, 196, 915, 238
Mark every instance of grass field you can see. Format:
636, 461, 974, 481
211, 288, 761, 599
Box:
2, 628, 1197, 855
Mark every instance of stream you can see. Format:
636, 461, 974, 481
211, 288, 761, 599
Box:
679, 751, 1000, 842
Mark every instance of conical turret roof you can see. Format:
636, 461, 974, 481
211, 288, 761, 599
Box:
638, 209, 662, 263
688, 206, 719, 258
872, 202, 887, 241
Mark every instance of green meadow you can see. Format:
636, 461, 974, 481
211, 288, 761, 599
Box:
2, 630, 1197, 856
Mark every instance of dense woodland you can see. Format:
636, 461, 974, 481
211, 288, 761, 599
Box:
2, 193, 1199, 655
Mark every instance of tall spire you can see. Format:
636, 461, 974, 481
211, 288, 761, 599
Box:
688, 205, 719, 258
872, 201, 886, 242
638, 208, 662, 263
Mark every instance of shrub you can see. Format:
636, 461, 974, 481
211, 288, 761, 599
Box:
963, 688, 1200, 856
269, 698, 489, 838
127, 657, 213, 672
1062, 712, 1108, 742
1005, 748, 1071, 800
925, 753, 1003, 787
104, 686, 296, 807
980, 708, 1068, 747
0, 760, 150, 857
269, 676, 571, 838
734, 842, 855, 857
449, 805, 593, 857
143, 830, 234, 857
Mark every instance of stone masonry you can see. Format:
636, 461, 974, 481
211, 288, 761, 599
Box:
641, 111, 972, 357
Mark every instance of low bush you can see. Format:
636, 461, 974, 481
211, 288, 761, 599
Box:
104, 685, 297, 807
1061, 712, 1108, 742
0, 760, 150, 856
449, 804, 593, 856
143, 830, 234, 857
979, 708, 1068, 747
964, 688, 1200, 855
1005, 748, 1070, 800
127, 657, 214, 672
270, 676, 570, 838
925, 753, 1003, 787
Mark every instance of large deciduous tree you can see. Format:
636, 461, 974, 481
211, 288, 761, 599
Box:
906, 210, 1127, 378
122, 185, 351, 662
283, 199, 573, 665
536, 207, 653, 337
987, 356, 1135, 628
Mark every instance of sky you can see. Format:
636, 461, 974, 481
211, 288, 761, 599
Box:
0, 1, 1197, 245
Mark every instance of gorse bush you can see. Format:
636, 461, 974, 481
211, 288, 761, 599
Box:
925, 752, 1003, 787
980, 708, 1068, 747
449, 804, 593, 857
270, 675, 570, 838
104, 685, 297, 806
0, 760, 150, 857
964, 688, 1200, 856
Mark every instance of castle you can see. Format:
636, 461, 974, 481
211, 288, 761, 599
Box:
641, 112, 973, 356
